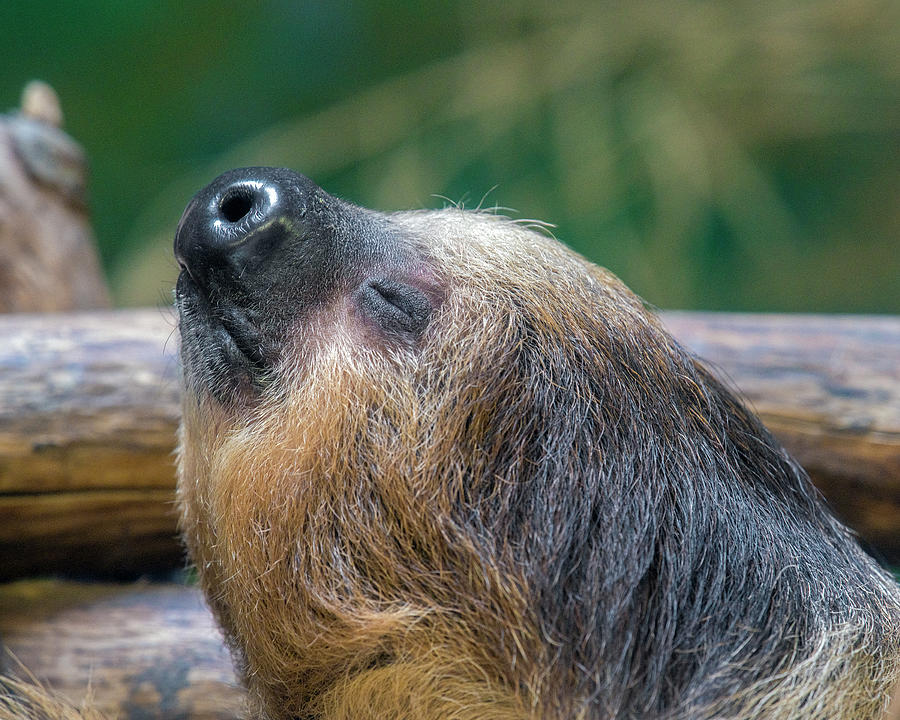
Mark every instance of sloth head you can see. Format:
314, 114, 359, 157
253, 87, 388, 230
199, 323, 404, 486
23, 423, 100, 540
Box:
174, 168, 898, 720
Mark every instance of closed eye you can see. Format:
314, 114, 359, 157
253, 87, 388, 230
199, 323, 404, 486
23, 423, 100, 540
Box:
357, 279, 432, 339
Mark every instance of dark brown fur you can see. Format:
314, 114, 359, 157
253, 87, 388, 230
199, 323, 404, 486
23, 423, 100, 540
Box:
2, 171, 897, 720
171, 170, 900, 720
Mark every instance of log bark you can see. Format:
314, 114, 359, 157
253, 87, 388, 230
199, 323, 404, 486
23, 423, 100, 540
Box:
0, 579, 242, 720
0, 309, 897, 580
0, 310, 179, 579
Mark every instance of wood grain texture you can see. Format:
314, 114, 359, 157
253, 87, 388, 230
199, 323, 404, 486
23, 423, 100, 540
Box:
0, 580, 243, 720
0, 310, 180, 579
0, 491, 180, 579
0, 309, 178, 494
0, 309, 897, 579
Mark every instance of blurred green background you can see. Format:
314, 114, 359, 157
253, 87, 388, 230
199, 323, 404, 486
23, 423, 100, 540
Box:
3, 0, 898, 312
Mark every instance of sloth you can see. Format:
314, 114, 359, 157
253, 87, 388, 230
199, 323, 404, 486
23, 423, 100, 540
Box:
169, 168, 900, 720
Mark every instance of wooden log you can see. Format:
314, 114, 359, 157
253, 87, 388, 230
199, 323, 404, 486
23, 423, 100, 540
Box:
0, 579, 242, 720
0, 310, 178, 494
0, 82, 110, 312
0, 309, 181, 579
0, 309, 897, 580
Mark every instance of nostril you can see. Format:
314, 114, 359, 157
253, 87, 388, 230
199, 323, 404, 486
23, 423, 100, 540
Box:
219, 186, 255, 223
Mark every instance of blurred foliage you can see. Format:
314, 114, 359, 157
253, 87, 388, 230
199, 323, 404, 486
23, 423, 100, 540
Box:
2, 0, 898, 311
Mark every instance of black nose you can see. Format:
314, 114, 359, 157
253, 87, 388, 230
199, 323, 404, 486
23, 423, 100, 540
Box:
174, 167, 313, 290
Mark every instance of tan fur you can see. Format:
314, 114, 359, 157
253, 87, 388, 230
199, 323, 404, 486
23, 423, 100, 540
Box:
682, 625, 899, 720
886, 677, 900, 720
176, 210, 900, 719
0, 678, 103, 720
176, 213, 656, 719
5, 209, 896, 719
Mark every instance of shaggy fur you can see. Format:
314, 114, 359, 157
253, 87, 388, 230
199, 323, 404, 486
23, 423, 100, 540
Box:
172, 170, 900, 720
0, 678, 103, 720
2, 170, 898, 720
